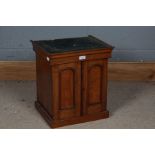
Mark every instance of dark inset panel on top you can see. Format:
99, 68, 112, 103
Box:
31, 35, 114, 54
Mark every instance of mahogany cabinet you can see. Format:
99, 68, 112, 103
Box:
31, 35, 113, 128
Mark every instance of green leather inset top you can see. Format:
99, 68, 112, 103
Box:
31, 35, 114, 54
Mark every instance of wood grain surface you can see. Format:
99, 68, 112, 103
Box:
0, 61, 155, 81
0, 61, 36, 80
109, 62, 155, 81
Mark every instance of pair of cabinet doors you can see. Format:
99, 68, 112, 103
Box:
52, 58, 108, 120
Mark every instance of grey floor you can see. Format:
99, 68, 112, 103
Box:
0, 81, 155, 129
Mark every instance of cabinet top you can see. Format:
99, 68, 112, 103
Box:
31, 35, 114, 54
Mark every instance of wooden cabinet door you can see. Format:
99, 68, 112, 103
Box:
52, 62, 81, 120
82, 59, 108, 115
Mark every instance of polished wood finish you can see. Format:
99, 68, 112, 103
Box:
35, 100, 109, 128
82, 59, 108, 115
36, 53, 52, 115
51, 62, 81, 120
32, 38, 112, 128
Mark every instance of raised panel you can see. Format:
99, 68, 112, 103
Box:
52, 62, 81, 120
59, 69, 75, 110
88, 65, 102, 105
82, 59, 108, 115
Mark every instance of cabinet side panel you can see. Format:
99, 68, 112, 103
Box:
36, 52, 52, 116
